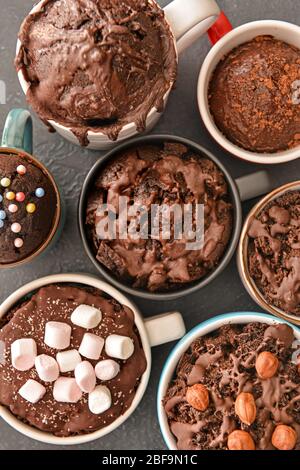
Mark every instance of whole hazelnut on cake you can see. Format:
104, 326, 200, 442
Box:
186, 384, 209, 411
227, 430, 255, 450
271, 425, 297, 450
255, 351, 279, 379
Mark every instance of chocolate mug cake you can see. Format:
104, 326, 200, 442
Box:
0, 152, 58, 266
0, 284, 147, 436
209, 35, 300, 153
247, 190, 300, 317
164, 322, 300, 450
85, 141, 233, 292
16, 0, 177, 146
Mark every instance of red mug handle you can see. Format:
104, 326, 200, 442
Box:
207, 11, 233, 45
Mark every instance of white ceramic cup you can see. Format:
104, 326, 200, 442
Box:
198, 20, 300, 164
237, 180, 300, 326
157, 311, 300, 450
16, 0, 221, 150
0, 273, 186, 445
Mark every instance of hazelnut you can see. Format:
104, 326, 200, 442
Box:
186, 384, 209, 411
271, 425, 297, 450
227, 430, 255, 450
255, 351, 279, 379
235, 392, 257, 426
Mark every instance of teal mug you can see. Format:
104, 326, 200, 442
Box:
0, 108, 64, 268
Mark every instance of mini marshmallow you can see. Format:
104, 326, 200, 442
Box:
105, 335, 134, 360
71, 304, 102, 330
95, 359, 120, 381
44, 321, 72, 350
75, 361, 96, 393
19, 379, 46, 404
88, 385, 111, 414
35, 354, 59, 382
79, 333, 104, 360
56, 349, 81, 373
53, 377, 82, 403
11, 338, 37, 371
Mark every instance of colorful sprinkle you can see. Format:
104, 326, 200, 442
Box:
11, 223, 21, 234
8, 204, 18, 213
16, 192, 25, 202
6, 191, 15, 201
0, 220, 4, 229
14, 238, 24, 248
17, 165, 26, 175
0, 210, 6, 220
35, 187, 45, 198
1, 177, 11, 188
26, 203, 36, 214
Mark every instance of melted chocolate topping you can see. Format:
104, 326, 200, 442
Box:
248, 190, 300, 316
164, 322, 300, 450
0, 284, 147, 436
85, 142, 233, 292
16, 0, 177, 146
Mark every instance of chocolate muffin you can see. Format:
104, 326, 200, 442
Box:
164, 322, 300, 450
209, 36, 300, 153
85, 142, 233, 292
0, 284, 147, 436
247, 190, 300, 317
0, 153, 57, 265
16, 0, 177, 146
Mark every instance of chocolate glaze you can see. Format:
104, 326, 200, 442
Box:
248, 190, 300, 316
16, 0, 177, 146
209, 36, 300, 153
85, 142, 233, 292
0, 284, 147, 436
0, 153, 57, 265
163, 322, 300, 450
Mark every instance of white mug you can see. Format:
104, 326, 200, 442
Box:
0, 273, 186, 445
17, 0, 221, 150
157, 311, 300, 450
198, 20, 300, 164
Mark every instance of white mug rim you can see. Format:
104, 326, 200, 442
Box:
0, 273, 152, 446
157, 311, 300, 450
198, 20, 300, 164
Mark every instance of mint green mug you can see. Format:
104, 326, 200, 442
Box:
0, 108, 64, 268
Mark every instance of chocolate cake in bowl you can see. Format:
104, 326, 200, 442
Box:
163, 321, 300, 450
0, 283, 147, 437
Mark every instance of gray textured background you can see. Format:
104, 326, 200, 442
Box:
0, 0, 299, 450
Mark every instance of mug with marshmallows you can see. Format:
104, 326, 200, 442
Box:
0, 273, 185, 445
16, 0, 222, 150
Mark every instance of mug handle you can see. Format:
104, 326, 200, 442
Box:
207, 11, 233, 45
1, 108, 33, 155
144, 311, 186, 347
164, 0, 220, 54
235, 171, 274, 202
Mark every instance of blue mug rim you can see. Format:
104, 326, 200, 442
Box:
157, 311, 300, 450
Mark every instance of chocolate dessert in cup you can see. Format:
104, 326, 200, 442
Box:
78, 134, 273, 301
0, 273, 185, 444
157, 312, 300, 450
15, 0, 221, 150
198, 20, 300, 164
0, 109, 63, 268
238, 181, 300, 326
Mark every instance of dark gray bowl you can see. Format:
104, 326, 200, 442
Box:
78, 135, 242, 301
